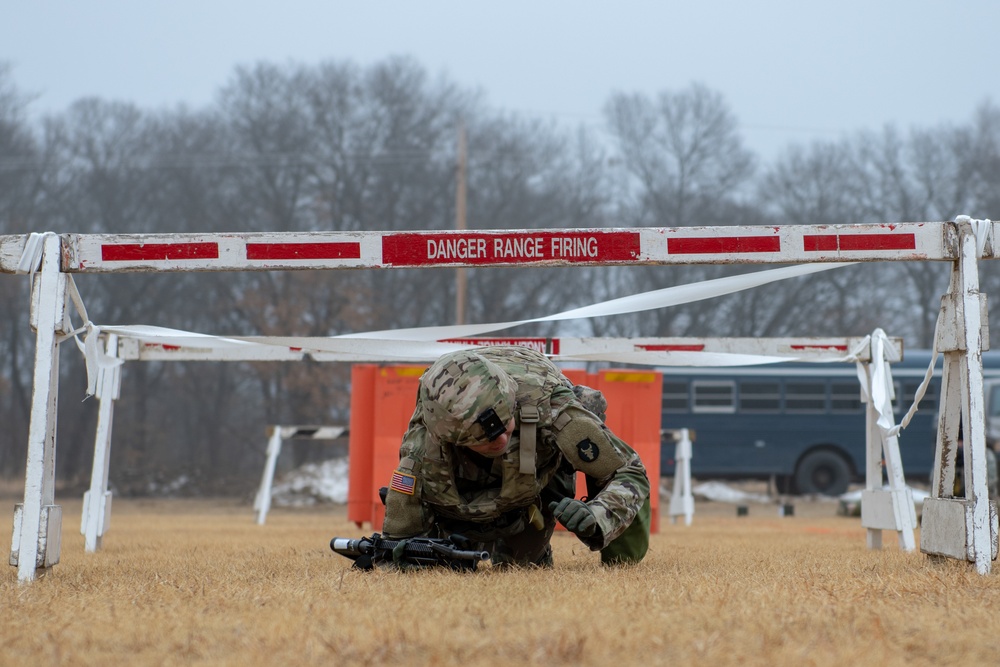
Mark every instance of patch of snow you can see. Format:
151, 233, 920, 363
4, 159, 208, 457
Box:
147, 474, 190, 495
839, 485, 928, 507
271, 458, 349, 506
692, 481, 771, 504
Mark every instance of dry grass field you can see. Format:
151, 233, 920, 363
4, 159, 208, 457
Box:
2, 495, 1000, 667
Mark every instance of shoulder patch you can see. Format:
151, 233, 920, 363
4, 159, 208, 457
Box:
554, 407, 626, 479
577, 438, 600, 463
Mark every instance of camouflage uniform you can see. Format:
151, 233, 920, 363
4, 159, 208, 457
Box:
382, 346, 651, 566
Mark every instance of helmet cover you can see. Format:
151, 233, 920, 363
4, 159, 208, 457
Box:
420, 350, 517, 446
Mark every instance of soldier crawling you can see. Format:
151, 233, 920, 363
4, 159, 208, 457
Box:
381, 346, 651, 568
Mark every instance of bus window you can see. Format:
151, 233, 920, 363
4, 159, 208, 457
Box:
739, 381, 781, 413
692, 381, 735, 414
990, 386, 1000, 417
902, 381, 937, 412
662, 381, 689, 413
785, 382, 826, 413
830, 382, 863, 413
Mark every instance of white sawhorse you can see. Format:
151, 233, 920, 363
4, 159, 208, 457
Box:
80, 334, 121, 552
667, 428, 695, 526
920, 218, 998, 573
858, 332, 917, 551
254, 425, 347, 525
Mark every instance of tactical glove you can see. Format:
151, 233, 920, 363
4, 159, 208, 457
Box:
548, 498, 598, 538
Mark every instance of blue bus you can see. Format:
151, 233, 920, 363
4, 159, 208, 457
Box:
658, 350, 1000, 496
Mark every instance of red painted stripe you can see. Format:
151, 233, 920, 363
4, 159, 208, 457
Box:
802, 235, 839, 252
440, 338, 551, 354
667, 236, 780, 254
246, 242, 361, 261
803, 233, 916, 252
102, 242, 218, 262
382, 231, 641, 266
635, 344, 706, 352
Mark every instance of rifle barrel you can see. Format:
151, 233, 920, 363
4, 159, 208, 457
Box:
330, 537, 367, 556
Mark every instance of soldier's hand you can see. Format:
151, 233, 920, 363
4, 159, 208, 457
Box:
548, 498, 598, 538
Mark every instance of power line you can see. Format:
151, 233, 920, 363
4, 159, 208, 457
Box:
0, 150, 445, 172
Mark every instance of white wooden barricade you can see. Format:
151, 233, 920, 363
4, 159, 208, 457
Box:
858, 335, 917, 551
920, 220, 998, 574
80, 334, 121, 552
254, 425, 347, 525
1, 219, 994, 582
666, 428, 695, 526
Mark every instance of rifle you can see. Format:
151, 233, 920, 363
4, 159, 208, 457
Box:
330, 532, 490, 571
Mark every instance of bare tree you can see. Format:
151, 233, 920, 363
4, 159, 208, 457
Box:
0, 64, 43, 476
759, 141, 859, 224
461, 115, 615, 333
600, 84, 759, 337
844, 127, 969, 346
604, 82, 755, 228
752, 141, 895, 338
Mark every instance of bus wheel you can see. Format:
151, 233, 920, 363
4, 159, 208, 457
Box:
794, 450, 851, 496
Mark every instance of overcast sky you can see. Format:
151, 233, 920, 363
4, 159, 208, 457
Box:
3, 1, 998, 163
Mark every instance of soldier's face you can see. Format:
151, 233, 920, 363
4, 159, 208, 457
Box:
466, 419, 516, 457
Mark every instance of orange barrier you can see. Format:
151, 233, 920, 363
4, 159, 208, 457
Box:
348, 364, 662, 534
347, 364, 425, 528
594, 369, 663, 531
346, 365, 376, 527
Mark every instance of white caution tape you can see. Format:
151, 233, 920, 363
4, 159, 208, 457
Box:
889, 318, 941, 437
97, 324, 472, 360
94, 262, 854, 357
956, 215, 994, 258
338, 262, 855, 341
84, 324, 125, 398
860, 328, 902, 433
74, 262, 857, 391
14, 232, 53, 275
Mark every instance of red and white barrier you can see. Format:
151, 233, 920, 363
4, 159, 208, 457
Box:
2, 218, 995, 581
0, 221, 982, 276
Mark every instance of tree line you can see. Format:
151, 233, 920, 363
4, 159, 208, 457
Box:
0, 57, 998, 493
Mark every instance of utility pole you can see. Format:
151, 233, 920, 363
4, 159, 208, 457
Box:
455, 121, 467, 325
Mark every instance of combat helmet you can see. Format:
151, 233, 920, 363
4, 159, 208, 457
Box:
420, 350, 517, 447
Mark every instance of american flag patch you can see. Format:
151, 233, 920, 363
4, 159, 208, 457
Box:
390, 470, 416, 495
